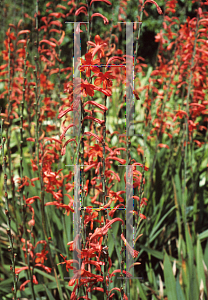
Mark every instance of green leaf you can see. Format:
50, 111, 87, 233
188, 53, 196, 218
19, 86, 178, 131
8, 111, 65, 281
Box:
164, 250, 177, 300
149, 206, 176, 243
43, 284, 56, 300
136, 280, 148, 300
204, 240, 208, 269
196, 237, 206, 295
176, 274, 186, 300
198, 229, 208, 242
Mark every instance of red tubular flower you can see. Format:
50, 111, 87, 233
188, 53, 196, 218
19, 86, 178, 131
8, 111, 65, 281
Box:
158, 143, 170, 149
81, 80, 96, 97
90, 218, 124, 241
107, 156, 126, 165
172, 109, 188, 122
35, 245, 49, 264
142, 1, 163, 15
83, 100, 108, 111
39, 39, 57, 48
68, 260, 103, 286
60, 124, 77, 140
75, 6, 88, 16
45, 201, 74, 215
88, 144, 103, 160
106, 56, 125, 66
35, 264, 52, 273
58, 254, 79, 272
15, 266, 29, 274
61, 138, 78, 156
140, 213, 147, 219
82, 132, 103, 143
25, 196, 41, 204
82, 116, 105, 126
80, 53, 100, 77
121, 233, 139, 258
94, 70, 116, 89
108, 204, 125, 217
58, 107, 73, 119
87, 35, 107, 59
90, 13, 109, 25
90, 0, 112, 6
20, 279, 31, 291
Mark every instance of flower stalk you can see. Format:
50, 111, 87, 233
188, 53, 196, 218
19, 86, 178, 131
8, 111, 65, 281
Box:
0, 123, 17, 300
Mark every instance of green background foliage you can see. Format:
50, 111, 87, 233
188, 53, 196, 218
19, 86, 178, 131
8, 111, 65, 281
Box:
0, 0, 208, 299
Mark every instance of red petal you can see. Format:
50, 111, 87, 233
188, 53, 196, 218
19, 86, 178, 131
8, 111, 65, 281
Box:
158, 143, 169, 149
44, 138, 62, 144
32, 275, 38, 285
20, 280, 30, 291
94, 86, 112, 96
84, 163, 98, 172
61, 138, 77, 155
90, 0, 112, 6
26, 196, 41, 204
17, 30, 30, 37
83, 100, 108, 111
46, 2, 52, 7
106, 56, 125, 65
60, 124, 76, 140
142, 0, 163, 15
107, 156, 126, 164
15, 266, 29, 274
58, 107, 73, 119
94, 77, 103, 86
140, 213, 146, 219
132, 162, 149, 171
39, 39, 56, 48
83, 116, 104, 125
83, 132, 102, 142
17, 39, 27, 46
50, 20, 62, 27
90, 13, 109, 24
58, 30, 65, 46
75, 6, 88, 16
48, 12, 65, 18
35, 264, 52, 273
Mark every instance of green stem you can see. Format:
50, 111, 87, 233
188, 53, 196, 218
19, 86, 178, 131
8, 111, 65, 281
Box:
20, 38, 36, 300
1, 121, 17, 300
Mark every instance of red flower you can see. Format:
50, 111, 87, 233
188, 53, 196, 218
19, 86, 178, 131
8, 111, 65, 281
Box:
20, 275, 38, 291
90, 0, 112, 6
58, 254, 79, 272
158, 143, 170, 149
81, 80, 96, 97
35, 244, 49, 264
87, 35, 107, 59
94, 70, 116, 89
140, 213, 146, 219
121, 233, 139, 258
142, 0, 163, 15
88, 144, 103, 160
172, 109, 188, 122
84, 208, 99, 230
90, 13, 109, 25
68, 261, 103, 286
80, 53, 100, 77
45, 201, 74, 215
75, 6, 88, 16
90, 218, 124, 241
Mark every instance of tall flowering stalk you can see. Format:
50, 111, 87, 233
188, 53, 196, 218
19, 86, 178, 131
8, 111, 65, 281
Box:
0, 120, 18, 300
0, 0, 166, 299
57, 0, 159, 298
